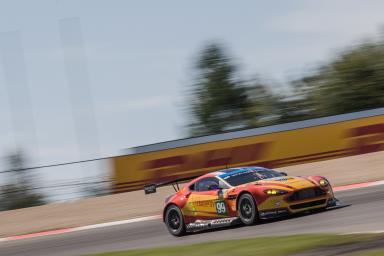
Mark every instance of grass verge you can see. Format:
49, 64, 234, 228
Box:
87, 234, 382, 256
351, 249, 384, 256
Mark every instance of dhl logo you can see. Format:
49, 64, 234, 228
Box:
140, 142, 271, 180
348, 123, 384, 154
113, 119, 384, 193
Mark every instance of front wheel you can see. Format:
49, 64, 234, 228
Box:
165, 205, 186, 236
238, 193, 258, 225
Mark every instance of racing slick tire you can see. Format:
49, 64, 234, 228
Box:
238, 193, 258, 225
165, 205, 186, 236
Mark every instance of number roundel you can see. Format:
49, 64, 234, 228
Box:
215, 201, 227, 215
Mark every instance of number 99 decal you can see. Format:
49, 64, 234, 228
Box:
215, 200, 228, 215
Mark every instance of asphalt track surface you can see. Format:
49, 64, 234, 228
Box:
1, 185, 384, 256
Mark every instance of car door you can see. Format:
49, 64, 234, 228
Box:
187, 177, 229, 219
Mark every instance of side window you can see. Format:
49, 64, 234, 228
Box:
196, 177, 220, 192
189, 183, 195, 191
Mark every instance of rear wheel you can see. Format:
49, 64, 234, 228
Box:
165, 205, 186, 236
238, 193, 258, 225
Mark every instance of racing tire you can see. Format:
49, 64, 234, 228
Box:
165, 205, 186, 236
238, 193, 258, 225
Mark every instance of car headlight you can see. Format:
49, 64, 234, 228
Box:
319, 179, 329, 187
264, 189, 289, 195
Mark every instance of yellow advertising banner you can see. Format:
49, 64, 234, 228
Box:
113, 112, 384, 193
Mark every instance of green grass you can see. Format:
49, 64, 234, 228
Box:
87, 234, 381, 256
351, 249, 384, 256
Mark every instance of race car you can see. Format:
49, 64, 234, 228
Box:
144, 166, 340, 236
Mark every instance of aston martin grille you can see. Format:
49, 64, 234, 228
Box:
287, 187, 326, 201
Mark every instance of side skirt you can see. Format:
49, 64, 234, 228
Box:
259, 208, 290, 219
186, 217, 240, 232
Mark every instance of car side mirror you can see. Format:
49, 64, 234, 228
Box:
217, 187, 224, 197
280, 172, 288, 176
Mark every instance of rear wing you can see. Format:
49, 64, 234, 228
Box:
144, 184, 157, 194
144, 175, 199, 194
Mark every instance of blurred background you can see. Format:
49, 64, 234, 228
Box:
0, 0, 384, 209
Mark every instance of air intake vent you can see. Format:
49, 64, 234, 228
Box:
290, 199, 326, 210
287, 187, 326, 201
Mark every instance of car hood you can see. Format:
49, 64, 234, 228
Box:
253, 176, 317, 190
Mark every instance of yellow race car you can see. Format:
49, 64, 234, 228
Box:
145, 166, 340, 236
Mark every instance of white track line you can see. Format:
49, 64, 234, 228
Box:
341, 230, 384, 235
73, 215, 161, 232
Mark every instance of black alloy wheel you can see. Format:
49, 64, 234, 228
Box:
165, 205, 186, 236
238, 193, 258, 225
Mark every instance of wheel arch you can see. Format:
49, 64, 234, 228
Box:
236, 191, 258, 211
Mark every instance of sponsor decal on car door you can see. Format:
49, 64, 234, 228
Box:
186, 191, 228, 218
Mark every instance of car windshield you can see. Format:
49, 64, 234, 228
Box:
221, 169, 284, 186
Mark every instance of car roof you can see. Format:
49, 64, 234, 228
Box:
197, 166, 270, 180
185, 166, 271, 189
